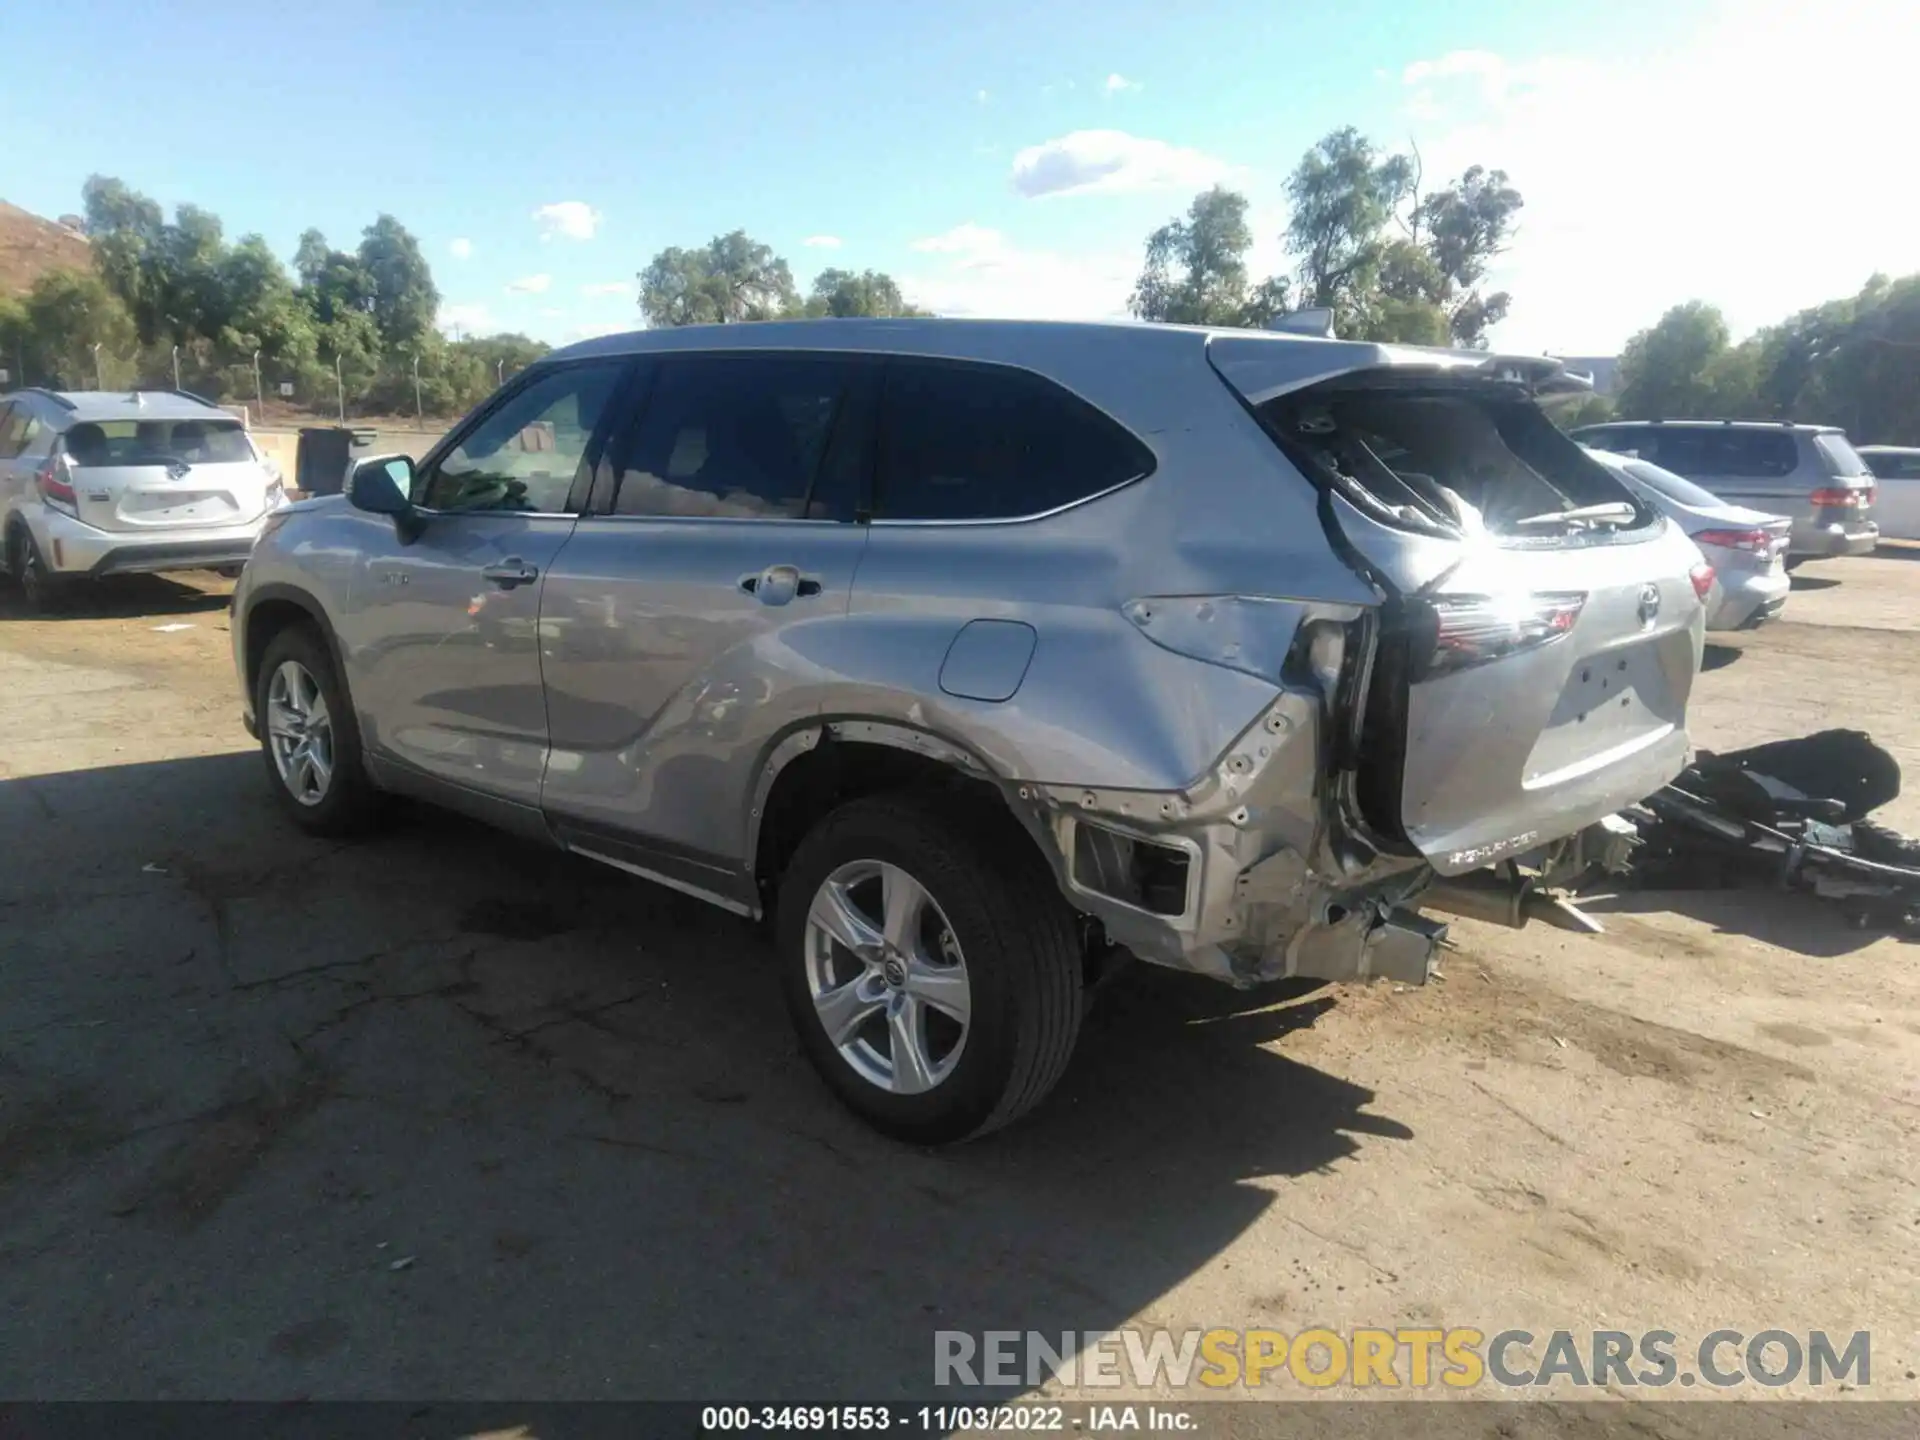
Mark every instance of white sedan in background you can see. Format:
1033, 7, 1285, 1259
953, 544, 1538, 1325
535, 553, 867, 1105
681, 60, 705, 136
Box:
1859, 447, 1920, 541
1585, 447, 1793, 631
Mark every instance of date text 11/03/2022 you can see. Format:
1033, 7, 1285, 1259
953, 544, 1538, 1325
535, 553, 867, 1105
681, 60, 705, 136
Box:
700, 1405, 1195, 1432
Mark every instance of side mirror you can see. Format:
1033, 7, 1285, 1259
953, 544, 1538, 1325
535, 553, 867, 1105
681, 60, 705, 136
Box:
346, 455, 415, 515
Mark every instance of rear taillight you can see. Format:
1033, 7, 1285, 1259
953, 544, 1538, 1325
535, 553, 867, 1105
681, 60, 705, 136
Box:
35, 456, 78, 515
1420, 592, 1586, 677
1810, 486, 1870, 508
1689, 564, 1716, 601
1693, 528, 1772, 553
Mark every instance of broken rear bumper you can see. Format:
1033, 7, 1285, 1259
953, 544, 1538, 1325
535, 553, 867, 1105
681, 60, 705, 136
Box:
1018, 688, 1449, 989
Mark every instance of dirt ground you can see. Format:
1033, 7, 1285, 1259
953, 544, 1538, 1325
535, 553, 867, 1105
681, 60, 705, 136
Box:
2, 550, 1918, 1408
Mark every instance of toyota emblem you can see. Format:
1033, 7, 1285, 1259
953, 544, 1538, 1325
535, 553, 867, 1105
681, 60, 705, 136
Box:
1637, 583, 1662, 627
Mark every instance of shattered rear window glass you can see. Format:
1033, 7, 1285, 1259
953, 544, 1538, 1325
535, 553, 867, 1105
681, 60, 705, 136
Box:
1261, 384, 1645, 537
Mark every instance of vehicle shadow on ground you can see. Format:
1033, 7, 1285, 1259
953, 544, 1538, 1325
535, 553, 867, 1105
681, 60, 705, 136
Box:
0, 751, 1412, 1400
1701, 643, 1743, 672
1788, 574, 1842, 592
1583, 886, 1888, 958
0, 572, 232, 621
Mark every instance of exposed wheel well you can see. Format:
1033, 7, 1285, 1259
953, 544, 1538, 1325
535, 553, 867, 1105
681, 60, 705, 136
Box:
755, 739, 1035, 896
244, 597, 326, 695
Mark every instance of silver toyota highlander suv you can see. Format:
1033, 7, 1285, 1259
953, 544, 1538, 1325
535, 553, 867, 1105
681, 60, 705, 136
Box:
229, 319, 1706, 1142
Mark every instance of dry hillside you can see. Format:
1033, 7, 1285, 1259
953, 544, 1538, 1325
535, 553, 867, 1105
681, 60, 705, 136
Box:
0, 201, 92, 297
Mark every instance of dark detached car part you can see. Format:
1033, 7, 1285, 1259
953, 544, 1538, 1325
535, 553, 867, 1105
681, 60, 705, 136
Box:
1623, 729, 1920, 934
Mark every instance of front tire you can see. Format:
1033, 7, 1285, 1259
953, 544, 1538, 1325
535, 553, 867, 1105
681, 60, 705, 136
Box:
776, 793, 1084, 1144
254, 625, 383, 836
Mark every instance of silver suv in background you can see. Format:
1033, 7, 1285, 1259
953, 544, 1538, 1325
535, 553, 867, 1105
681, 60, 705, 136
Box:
1571, 419, 1877, 562
0, 388, 286, 611
230, 319, 1706, 1142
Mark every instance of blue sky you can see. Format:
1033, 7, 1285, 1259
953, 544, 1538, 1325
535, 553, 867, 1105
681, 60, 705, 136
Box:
4, 0, 1915, 354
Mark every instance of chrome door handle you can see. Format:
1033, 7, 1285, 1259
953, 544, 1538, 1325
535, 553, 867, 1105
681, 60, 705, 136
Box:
740, 565, 822, 605
481, 559, 539, 589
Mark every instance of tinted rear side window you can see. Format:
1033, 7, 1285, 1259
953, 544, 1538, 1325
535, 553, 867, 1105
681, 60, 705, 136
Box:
1813, 432, 1871, 477
875, 359, 1153, 521
615, 354, 862, 520
1650, 428, 1797, 478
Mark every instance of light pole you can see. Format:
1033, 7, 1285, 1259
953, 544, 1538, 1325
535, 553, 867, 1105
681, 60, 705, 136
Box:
412, 351, 423, 424
495, 358, 505, 388
91, 343, 104, 390
333, 354, 346, 423
171, 344, 181, 391
253, 350, 264, 414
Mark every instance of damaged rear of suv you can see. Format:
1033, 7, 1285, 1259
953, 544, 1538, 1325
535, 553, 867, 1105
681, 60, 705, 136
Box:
236, 316, 1703, 1142
1042, 331, 1705, 1002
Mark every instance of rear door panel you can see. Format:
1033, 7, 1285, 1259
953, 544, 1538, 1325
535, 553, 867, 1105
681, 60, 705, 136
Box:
1395, 535, 1699, 873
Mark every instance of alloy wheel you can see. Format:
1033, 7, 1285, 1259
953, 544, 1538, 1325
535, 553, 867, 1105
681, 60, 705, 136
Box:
266, 659, 335, 806
803, 859, 972, 1095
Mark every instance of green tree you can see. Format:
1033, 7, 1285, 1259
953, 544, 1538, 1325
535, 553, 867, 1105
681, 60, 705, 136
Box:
1411, 165, 1523, 346
17, 269, 138, 389
81, 175, 165, 341
803, 268, 928, 318
1616, 302, 1756, 418
1129, 186, 1294, 327
1555, 393, 1617, 431
1283, 127, 1414, 322
356, 214, 439, 348
638, 231, 798, 326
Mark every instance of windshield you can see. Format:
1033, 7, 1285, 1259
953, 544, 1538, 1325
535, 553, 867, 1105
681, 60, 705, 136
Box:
1813, 431, 1872, 477
1617, 457, 1728, 510
61, 418, 255, 468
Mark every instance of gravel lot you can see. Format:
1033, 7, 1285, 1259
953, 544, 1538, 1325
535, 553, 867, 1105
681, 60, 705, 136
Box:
2, 552, 1918, 1404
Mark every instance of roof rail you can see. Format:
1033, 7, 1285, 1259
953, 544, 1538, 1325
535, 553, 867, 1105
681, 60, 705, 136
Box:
19, 387, 77, 411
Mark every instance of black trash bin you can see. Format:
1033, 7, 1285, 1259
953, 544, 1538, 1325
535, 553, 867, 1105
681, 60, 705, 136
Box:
295, 427, 354, 497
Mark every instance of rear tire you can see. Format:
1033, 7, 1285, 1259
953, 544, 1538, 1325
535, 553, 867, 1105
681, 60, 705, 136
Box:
776, 792, 1084, 1144
8, 525, 66, 615
254, 625, 383, 836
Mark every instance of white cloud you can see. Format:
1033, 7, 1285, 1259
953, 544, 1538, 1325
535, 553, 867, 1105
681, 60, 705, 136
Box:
1103, 73, 1141, 95
911, 223, 1008, 256
1401, 49, 1507, 90
506, 273, 552, 294
538, 307, 565, 318
802, 235, 843, 250
1010, 129, 1229, 199
437, 302, 493, 336
976, 88, 990, 105
448, 237, 473, 260
532, 201, 601, 241
900, 224, 1135, 320
1399, 1, 1920, 355
579, 280, 634, 297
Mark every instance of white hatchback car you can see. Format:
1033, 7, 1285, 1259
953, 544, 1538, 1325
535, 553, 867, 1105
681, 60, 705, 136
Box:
0, 388, 285, 611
